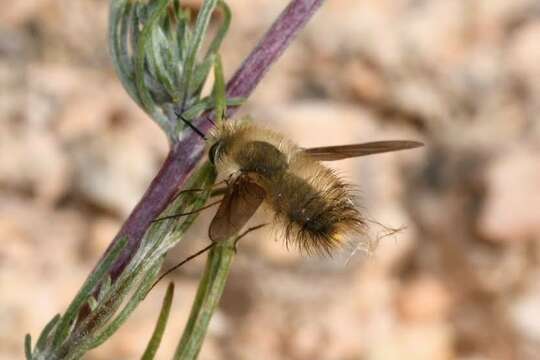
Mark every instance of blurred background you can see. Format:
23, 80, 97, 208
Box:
2, 0, 540, 359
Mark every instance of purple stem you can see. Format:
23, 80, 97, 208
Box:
106, 0, 325, 280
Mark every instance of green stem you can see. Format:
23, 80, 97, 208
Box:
173, 239, 235, 360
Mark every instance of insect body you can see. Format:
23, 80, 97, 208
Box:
206, 119, 422, 255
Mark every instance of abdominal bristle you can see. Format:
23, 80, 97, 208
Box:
268, 166, 367, 256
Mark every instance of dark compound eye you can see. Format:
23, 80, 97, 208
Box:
209, 141, 222, 165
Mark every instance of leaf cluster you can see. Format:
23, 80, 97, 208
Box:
109, 0, 238, 141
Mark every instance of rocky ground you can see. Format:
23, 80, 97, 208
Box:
1, 0, 540, 359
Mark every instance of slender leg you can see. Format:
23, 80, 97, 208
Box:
148, 223, 267, 292
149, 242, 217, 292
152, 200, 222, 222
153, 181, 228, 223
170, 180, 226, 203
233, 223, 268, 252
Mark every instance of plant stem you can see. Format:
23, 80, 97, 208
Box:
103, 0, 326, 283
173, 239, 235, 360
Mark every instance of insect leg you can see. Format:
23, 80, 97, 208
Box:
170, 179, 226, 203
148, 224, 266, 292
149, 242, 217, 292
152, 199, 222, 223
153, 181, 228, 223
232, 223, 268, 252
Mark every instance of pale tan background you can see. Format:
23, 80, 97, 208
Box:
2, 0, 540, 359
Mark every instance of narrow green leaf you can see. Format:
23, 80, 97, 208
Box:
166, 9, 179, 50
24, 334, 32, 360
35, 314, 60, 352
178, 0, 219, 110
213, 54, 226, 124
180, 96, 243, 121
205, 1, 231, 58
135, 0, 169, 114
141, 283, 175, 360
151, 26, 177, 97
189, 54, 215, 99
109, 0, 140, 105
144, 34, 160, 83
52, 236, 128, 347
179, 99, 210, 121
131, 3, 144, 62
177, 11, 191, 63
146, 74, 173, 104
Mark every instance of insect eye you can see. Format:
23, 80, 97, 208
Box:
209, 142, 222, 165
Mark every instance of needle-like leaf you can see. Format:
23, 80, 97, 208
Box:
141, 283, 175, 360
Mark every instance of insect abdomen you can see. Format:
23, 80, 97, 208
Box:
267, 172, 364, 255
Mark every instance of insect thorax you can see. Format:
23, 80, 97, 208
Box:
233, 140, 289, 177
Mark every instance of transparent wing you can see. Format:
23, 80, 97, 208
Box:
303, 140, 423, 161
208, 175, 266, 242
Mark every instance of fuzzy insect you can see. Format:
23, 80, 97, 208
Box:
205, 119, 423, 255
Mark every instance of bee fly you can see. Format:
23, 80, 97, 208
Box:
151, 117, 422, 286
204, 119, 422, 255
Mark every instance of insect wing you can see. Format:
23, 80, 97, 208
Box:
303, 140, 423, 161
209, 175, 266, 242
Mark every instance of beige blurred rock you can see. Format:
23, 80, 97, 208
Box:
308, 0, 403, 67
0, 0, 49, 26
397, 276, 452, 323
479, 146, 540, 242
253, 222, 302, 265
508, 21, 540, 93
56, 82, 121, 141
0, 217, 32, 265
86, 216, 121, 258
29, 63, 168, 150
346, 60, 389, 104
510, 274, 540, 343
400, 1, 469, 67
0, 123, 69, 205
392, 80, 447, 126
37, 0, 109, 62
475, 0, 536, 42
0, 197, 88, 357
28, 64, 98, 102
70, 125, 163, 216
368, 323, 454, 360
265, 102, 377, 147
